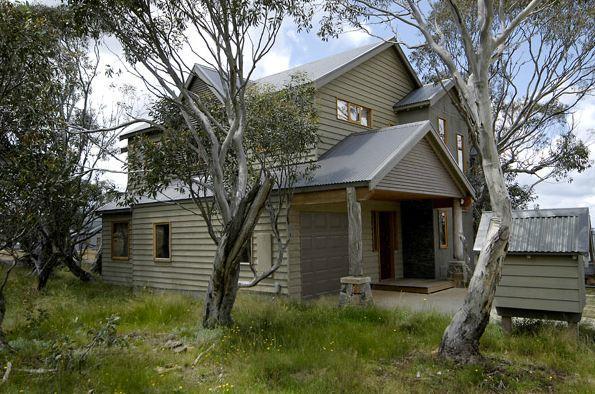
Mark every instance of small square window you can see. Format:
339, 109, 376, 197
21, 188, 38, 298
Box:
112, 222, 129, 259
457, 134, 464, 170
360, 107, 369, 126
337, 99, 348, 121
336, 98, 372, 127
438, 118, 447, 142
154, 223, 171, 260
349, 104, 360, 122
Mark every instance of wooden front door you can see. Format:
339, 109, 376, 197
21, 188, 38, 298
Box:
378, 212, 396, 280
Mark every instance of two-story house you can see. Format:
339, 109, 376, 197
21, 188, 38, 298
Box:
98, 40, 476, 298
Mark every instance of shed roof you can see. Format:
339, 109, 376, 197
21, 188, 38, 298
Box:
295, 120, 475, 197
393, 79, 454, 111
473, 208, 592, 255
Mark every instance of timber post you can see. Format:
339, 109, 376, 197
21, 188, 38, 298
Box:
448, 199, 467, 287
339, 187, 373, 306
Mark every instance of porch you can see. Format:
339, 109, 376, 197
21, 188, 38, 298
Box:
372, 278, 454, 294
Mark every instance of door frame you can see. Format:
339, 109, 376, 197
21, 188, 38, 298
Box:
373, 211, 398, 280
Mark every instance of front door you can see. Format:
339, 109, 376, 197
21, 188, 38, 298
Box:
378, 212, 396, 280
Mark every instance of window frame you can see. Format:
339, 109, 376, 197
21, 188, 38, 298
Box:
456, 133, 465, 171
438, 210, 448, 249
153, 222, 172, 262
335, 97, 373, 128
111, 221, 130, 261
437, 117, 447, 143
239, 236, 253, 267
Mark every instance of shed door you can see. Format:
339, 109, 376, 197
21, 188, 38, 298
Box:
300, 212, 349, 298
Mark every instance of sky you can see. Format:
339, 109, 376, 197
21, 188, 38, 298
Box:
48, 2, 594, 223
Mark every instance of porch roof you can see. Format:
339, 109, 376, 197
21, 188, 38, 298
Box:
295, 121, 475, 198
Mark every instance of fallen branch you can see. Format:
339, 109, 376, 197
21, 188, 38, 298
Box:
1, 361, 11, 383
192, 343, 216, 368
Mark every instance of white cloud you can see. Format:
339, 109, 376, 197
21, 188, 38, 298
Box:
528, 96, 595, 223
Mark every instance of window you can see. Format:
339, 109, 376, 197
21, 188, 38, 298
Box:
456, 134, 464, 170
336, 98, 372, 127
153, 223, 171, 260
111, 222, 129, 260
438, 118, 447, 142
239, 239, 252, 265
438, 210, 448, 249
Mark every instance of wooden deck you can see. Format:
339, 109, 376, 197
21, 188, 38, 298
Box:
372, 279, 454, 294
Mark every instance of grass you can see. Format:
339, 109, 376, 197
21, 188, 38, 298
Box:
0, 268, 593, 393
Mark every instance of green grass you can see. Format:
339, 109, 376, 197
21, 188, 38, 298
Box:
0, 268, 594, 393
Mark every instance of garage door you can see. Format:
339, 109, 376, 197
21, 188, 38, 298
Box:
300, 212, 349, 298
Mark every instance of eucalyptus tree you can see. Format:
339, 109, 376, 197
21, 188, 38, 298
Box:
75, 0, 315, 328
0, 1, 118, 290
319, 0, 589, 363
407, 0, 594, 218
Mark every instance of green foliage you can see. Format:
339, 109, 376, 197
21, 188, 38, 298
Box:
0, 1, 115, 284
0, 268, 593, 392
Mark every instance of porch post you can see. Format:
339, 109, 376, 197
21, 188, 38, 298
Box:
339, 187, 373, 306
447, 198, 467, 287
347, 187, 363, 276
453, 198, 464, 261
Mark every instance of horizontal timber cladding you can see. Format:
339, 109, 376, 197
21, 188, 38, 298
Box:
315, 46, 416, 157
102, 213, 133, 286
130, 201, 289, 294
376, 136, 463, 198
495, 255, 585, 314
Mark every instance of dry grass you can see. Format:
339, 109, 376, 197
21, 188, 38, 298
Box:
0, 268, 593, 393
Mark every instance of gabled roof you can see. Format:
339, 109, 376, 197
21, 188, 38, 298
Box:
256, 40, 421, 90
394, 79, 455, 111
295, 120, 474, 197
473, 208, 592, 255
120, 40, 421, 141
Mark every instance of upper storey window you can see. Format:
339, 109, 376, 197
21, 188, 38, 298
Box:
337, 98, 372, 128
438, 117, 447, 142
456, 134, 465, 171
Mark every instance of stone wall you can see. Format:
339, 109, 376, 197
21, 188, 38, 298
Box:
401, 200, 435, 278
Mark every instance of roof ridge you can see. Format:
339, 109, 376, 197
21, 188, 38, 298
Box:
254, 41, 382, 82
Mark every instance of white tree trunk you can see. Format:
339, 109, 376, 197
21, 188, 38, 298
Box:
439, 79, 512, 363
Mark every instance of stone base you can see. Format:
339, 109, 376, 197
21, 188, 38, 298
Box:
339, 276, 373, 307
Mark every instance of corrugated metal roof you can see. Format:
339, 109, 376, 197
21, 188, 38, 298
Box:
97, 182, 200, 214
394, 80, 454, 110
255, 42, 382, 89
295, 120, 475, 198
295, 122, 427, 188
473, 208, 592, 254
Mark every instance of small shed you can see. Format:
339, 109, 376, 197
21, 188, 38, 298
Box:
474, 208, 592, 329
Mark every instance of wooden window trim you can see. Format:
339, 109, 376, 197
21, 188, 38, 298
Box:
111, 221, 130, 261
153, 222, 172, 262
438, 117, 447, 144
335, 97, 373, 128
438, 210, 448, 249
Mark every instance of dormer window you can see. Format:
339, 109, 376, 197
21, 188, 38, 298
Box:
337, 98, 372, 127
